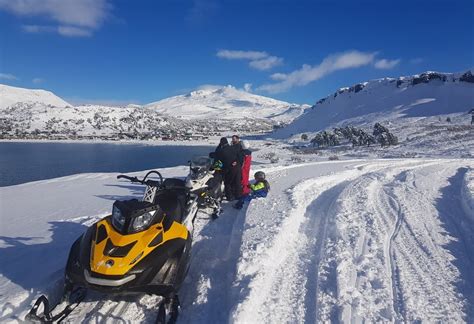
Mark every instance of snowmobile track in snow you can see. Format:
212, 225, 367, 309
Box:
229, 159, 474, 323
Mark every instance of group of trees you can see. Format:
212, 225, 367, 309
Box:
334, 126, 377, 147
372, 123, 399, 146
309, 130, 340, 148
303, 123, 398, 148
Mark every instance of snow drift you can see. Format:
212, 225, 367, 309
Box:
462, 168, 474, 220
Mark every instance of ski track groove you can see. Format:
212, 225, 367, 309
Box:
231, 171, 357, 323
384, 162, 470, 322
230, 161, 413, 323
384, 184, 406, 322
303, 181, 348, 323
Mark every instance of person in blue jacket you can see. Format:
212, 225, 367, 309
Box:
233, 171, 270, 210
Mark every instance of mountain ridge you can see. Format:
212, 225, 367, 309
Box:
146, 85, 309, 123
275, 69, 474, 138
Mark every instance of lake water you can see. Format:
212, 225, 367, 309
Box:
0, 142, 214, 187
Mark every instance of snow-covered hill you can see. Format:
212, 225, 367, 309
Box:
146, 85, 309, 123
0, 102, 191, 139
0, 84, 71, 109
0, 84, 307, 140
276, 70, 474, 138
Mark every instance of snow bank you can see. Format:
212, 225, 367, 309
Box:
461, 168, 474, 220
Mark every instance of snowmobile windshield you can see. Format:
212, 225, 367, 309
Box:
111, 200, 162, 234
190, 156, 212, 180
190, 156, 212, 168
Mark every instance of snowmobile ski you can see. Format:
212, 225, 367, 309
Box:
155, 295, 180, 324
26, 287, 86, 323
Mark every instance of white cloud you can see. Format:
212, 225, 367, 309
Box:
58, 26, 92, 37
22, 24, 91, 37
270, 73, 287, 81
22, 24, 51, 33
32, 77, 45, 84
0, 73, 18, 80
217, 49, 268, 60
0, 0, 111, 36
374, 58, 401, 69
196, 84, 225, 91
249, 56, 283, 71
217, 49, 283, 71
243, 83, 253, 92
259, 50, 377, 94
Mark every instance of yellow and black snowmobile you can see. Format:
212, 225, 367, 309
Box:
27, 171, 199, 323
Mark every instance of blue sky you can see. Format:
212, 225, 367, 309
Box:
0, 0, 472, 105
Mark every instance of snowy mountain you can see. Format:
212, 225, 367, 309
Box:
146, 85, 309, 123
0, 84, 71, 109
0, 84, 308, 140
276, 70, 474, 137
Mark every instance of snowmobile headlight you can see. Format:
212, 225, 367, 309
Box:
130, 211, 154, 232
112, 205, 125, 230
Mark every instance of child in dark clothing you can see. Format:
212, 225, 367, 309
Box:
233, 171, 270, 210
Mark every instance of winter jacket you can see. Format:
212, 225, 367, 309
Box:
250, 180, 270, 197
214, 143, 239, 171
231, 142, 244, 166
241, 149, 252, 195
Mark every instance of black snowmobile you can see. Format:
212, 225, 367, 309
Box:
26, 171, 199, 323
185, 156, 224, 219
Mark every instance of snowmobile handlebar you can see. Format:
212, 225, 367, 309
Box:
117, 174, 140, 182
117, 171, 164, 187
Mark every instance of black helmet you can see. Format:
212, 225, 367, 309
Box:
254, 171, 265, 181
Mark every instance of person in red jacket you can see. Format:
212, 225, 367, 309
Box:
240, 140, 252, 196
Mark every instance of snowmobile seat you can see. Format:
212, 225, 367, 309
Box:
155, 191, 184, 230
163, 178, 186, 189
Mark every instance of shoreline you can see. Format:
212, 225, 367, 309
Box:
0, 133, 276, 147
0, 137, 220, 147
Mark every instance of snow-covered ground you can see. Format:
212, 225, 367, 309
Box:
1, 149, 473, 323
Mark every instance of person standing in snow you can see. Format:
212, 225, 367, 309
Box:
231, 134, 244, 166
240, 140, 252, 196
470, 108, 474, 125
234, 171, 270, 210
227, 134, 243, 199
212, 137, 241, 201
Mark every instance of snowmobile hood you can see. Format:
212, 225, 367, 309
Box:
90, 217, 188, 276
